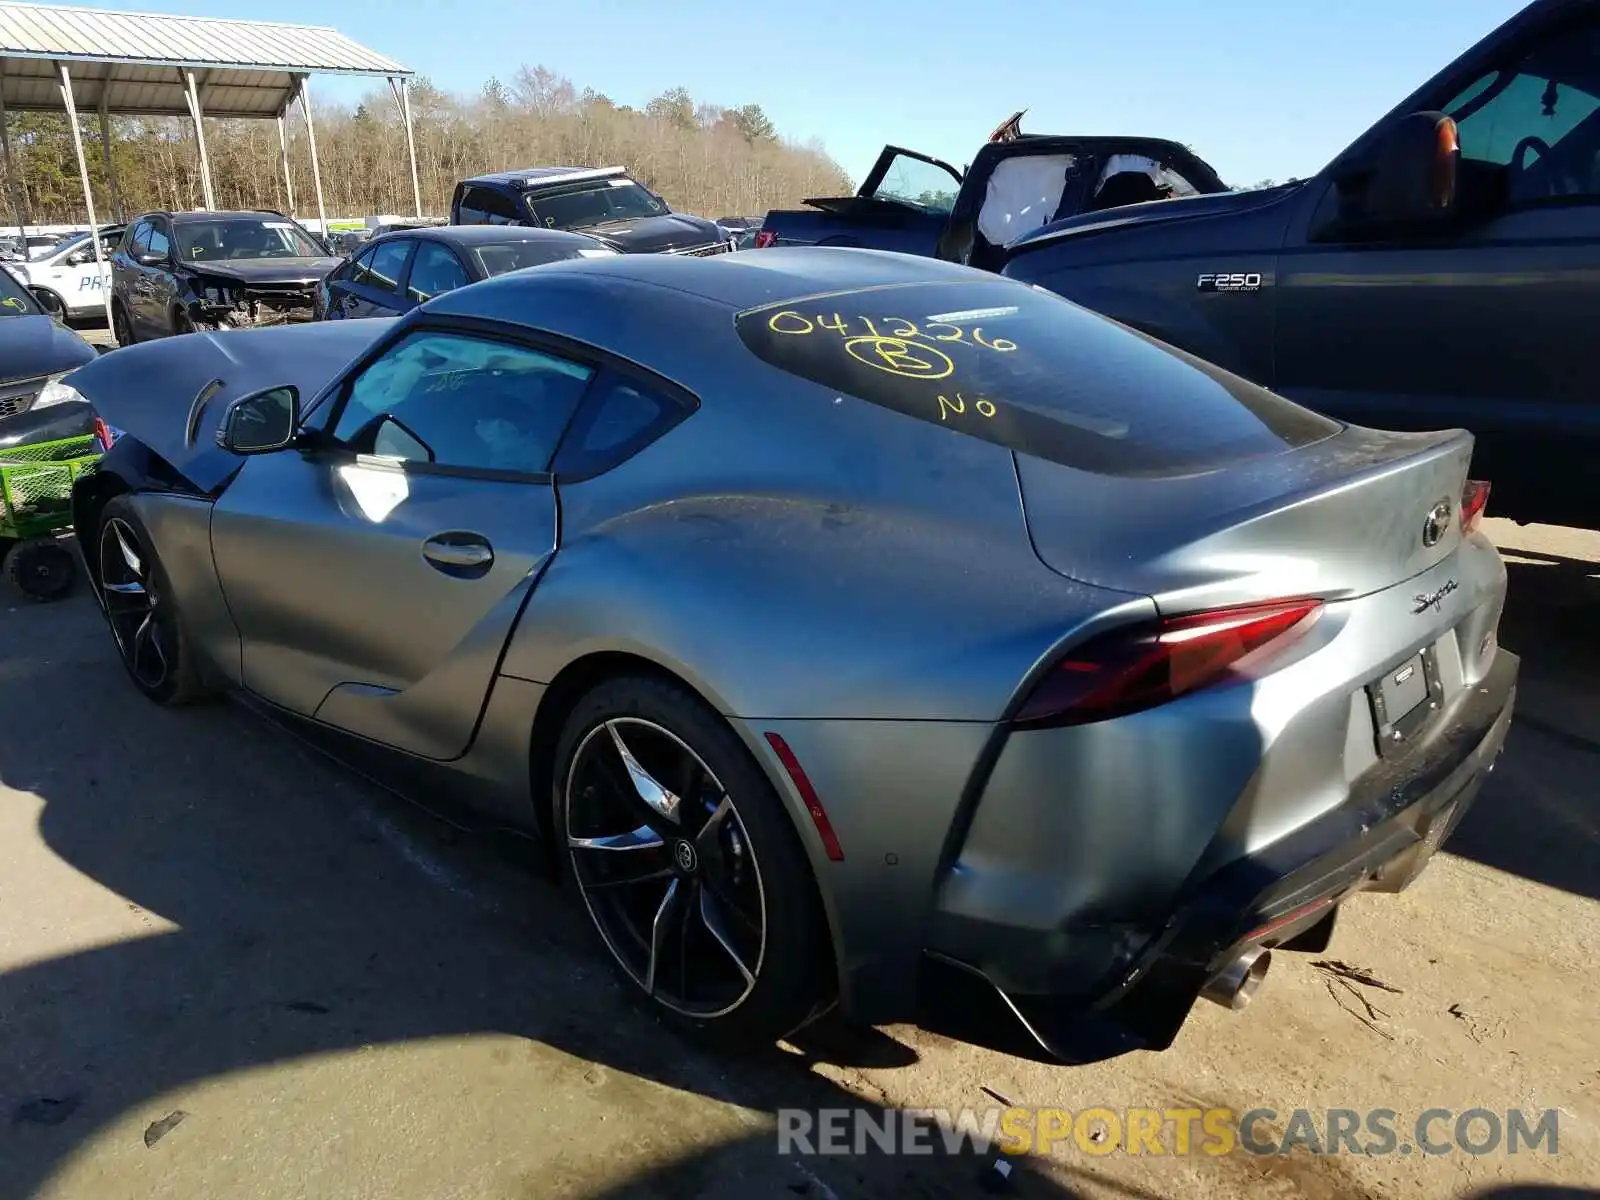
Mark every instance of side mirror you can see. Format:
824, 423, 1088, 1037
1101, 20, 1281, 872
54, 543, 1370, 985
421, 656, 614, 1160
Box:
217, 386, 299, 454
28, 287, 65, 322
136, 251, 168, 267
1354, 111, 1461, 227
66, 250, 92, 267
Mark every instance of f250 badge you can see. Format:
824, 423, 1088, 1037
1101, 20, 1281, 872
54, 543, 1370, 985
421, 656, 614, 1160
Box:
1197, 272, 1262, 293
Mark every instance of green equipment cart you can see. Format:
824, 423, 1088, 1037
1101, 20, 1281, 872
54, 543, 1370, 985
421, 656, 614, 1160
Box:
0, 432, 99, 601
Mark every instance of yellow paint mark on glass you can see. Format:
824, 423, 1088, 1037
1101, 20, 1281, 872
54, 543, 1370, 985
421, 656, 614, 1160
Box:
768, 309, 815, 335
844, 336, 954, 380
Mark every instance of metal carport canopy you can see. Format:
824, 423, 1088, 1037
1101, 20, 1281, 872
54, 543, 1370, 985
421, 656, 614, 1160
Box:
0, 2, 419, 326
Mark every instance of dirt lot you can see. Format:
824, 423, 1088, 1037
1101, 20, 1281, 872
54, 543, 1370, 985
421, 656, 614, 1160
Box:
1, 517, 1596, 1200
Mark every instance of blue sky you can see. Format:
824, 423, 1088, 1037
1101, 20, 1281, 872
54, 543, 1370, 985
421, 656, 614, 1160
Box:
123, 0, 1524, 188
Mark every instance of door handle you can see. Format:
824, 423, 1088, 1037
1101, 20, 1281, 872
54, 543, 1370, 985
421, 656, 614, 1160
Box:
422, 533, 494, 576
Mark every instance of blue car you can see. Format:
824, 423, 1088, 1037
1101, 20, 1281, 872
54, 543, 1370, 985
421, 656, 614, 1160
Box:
315, 224, 617, 320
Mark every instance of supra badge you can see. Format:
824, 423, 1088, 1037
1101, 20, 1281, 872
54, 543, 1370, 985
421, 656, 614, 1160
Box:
1412, 579, 1459, 614
1197, 272, 1262, 293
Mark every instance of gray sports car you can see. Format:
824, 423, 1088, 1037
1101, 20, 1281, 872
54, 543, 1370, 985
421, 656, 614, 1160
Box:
63, 249, 1517, 1059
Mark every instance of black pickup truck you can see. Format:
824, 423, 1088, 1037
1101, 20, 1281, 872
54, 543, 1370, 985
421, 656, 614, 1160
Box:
999, 0, 1599, 531
755, 114, 1229, 269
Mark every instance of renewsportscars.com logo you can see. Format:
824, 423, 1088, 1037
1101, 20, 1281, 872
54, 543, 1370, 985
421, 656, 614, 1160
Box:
777, 1107, 1561, 1159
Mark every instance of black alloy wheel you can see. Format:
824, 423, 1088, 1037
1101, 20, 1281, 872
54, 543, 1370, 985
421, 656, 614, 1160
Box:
556, 676, 828, 1048
94, 498, 211, 705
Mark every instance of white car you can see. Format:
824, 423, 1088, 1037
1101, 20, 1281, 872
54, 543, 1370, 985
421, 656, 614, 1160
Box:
10, 228, 123, 318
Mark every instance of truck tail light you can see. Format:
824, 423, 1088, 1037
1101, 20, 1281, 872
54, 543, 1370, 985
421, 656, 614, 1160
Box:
753, 229, 778, 249
1012, 599, 1324, 728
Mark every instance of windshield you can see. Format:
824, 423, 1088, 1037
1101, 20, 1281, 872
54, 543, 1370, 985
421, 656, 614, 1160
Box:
472, 240, 617, 276
735, 280, 1339, 477
174, 217, 325, 262
51, 230, 119, 259
523, 180, 667, 229
0, 266, 41, 316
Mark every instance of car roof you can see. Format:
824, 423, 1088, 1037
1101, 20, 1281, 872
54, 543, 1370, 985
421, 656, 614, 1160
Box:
128, 210, 295, 225
168, 210, 290, 224
460, 165, 629, 190
379, 225, 603, 249
434, 246, 993, 316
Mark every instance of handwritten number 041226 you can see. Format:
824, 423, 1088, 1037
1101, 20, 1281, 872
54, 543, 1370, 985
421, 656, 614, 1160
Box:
765, 310, 1017, 353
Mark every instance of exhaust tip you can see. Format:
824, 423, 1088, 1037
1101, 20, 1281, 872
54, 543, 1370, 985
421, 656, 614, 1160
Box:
1200, 946, 1271, 1012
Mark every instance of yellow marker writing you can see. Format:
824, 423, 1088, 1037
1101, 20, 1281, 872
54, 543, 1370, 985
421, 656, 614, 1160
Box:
844, 335, 954, 380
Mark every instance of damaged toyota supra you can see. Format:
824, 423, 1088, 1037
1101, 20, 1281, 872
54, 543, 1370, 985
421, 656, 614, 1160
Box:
65, 250, 1517, 1062
110, 210, 341, 344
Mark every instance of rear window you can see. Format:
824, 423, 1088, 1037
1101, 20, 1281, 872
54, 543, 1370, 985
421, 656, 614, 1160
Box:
734, 281, 1339, 477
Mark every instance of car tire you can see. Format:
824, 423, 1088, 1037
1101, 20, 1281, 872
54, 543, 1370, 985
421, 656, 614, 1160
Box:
111, 300, 136, 347
3, 536, 77, 601
553, 673, 829, 1050
93, 496, 214, 705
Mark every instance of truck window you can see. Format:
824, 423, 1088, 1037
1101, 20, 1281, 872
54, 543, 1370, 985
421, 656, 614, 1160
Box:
457, 185, 524, 226
1442, 19, 1600, 205
871, 154, 961, 215
523, 179, 665, 229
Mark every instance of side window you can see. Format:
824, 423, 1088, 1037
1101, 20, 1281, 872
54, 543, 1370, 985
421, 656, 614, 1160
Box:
330, 330, 595, 473
1443, 19, 1600, 205
870, 153, 961, 215
458, 185, 523, 226
456, 187, 490, 224
125, 221, 152, 257
346, 244, 378, 285
407, 242, 471, 302
146, 222, 170, 259
553, 372, 693, 478
354, 240, 411, 295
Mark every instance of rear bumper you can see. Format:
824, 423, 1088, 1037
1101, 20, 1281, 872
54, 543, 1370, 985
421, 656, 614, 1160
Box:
919, 647, 1518, 1061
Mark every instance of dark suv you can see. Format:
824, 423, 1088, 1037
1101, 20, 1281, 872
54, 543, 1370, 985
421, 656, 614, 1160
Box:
450, 166, 733, 256
110, 210, 341, 343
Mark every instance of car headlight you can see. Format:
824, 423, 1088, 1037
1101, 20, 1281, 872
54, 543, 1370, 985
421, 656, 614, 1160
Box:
33, 373, 85, 410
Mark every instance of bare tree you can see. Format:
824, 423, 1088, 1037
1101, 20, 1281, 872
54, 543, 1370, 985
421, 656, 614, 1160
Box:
0, 66, 850, 226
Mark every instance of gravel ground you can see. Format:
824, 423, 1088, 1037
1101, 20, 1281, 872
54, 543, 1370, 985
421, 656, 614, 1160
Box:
1, 471, 1595, 1200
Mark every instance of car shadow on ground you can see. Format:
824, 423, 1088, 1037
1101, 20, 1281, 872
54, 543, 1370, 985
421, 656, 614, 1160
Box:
1445, 547, 1600, 903
2, 540, 1595, 1199
0, 595, 1081, 1200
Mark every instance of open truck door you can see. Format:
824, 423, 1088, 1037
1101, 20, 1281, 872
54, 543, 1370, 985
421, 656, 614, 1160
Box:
937, 136, 1227, 270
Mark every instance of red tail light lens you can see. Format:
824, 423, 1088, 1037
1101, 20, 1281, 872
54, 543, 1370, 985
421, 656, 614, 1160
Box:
92, 416, 119, 451
753, 229, 778, 249
1460, 479, 1491, 535
1013, 599, 1324, 729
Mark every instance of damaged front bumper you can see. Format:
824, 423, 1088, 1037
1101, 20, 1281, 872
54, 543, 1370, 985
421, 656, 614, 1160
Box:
191, 285, 317, 329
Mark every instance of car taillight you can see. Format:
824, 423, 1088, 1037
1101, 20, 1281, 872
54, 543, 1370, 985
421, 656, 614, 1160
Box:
1012, 599, 1324, 729
1460, 479, 1491, 535
753, 229, 778, 249
92, 416, 119, 451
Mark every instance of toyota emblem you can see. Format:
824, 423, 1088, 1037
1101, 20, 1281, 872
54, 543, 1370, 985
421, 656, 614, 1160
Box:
1422, 500, 1452, 548
673, 839, 698, 873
